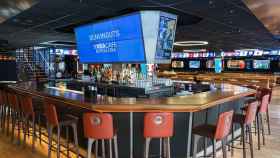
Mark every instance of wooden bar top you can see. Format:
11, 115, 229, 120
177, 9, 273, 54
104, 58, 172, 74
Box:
7, 81, 256, 113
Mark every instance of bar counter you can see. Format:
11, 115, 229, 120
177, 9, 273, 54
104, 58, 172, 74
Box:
7, 81, 256, 158
8, 81, 255, 112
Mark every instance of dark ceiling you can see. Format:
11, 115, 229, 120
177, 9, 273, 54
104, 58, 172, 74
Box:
0, 0, 279, 52
243, 0, 280, 37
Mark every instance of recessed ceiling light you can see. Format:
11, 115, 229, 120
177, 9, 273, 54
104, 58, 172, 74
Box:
174, 41, 208, 46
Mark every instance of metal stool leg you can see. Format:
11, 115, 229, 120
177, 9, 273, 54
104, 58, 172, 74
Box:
231, 123, 234, 156
259, 114, 265, 146
2, 105, 6, 132
57, 126, 61, 158
241, 125, 246, 158
109, 139, 113, 158
266, 109, 271, 135
95, 140, 98, 158
11, 110, 15, 142
72, 123, 79, 158
167, 137, 171, 158
6, 107, 11, 136
66, 126, 70, 158
248, 125, 254, 158
144, 138, 151, 158
212, 139, 216, 158
204, 137, 207, 157
192, 135, 199, 158
159, 138, 162, 158
23, 118, 28, 145
17, 112, 21, 145
38, 114, 42, 144
222, 139, 227, 158
32, 118, 36, 152
256, 114, 261, 150
102, 139, 105, 158
87, 139, 94, 158
47, 125, 53, 158
113, 135, 119, 158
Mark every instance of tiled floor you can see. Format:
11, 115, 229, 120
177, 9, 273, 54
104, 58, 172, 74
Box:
0, 87, 279, 158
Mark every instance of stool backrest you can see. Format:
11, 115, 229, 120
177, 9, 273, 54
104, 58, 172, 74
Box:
83, 113, 114, 139
244, 101, 259, 124
20, 95, 35, 119
8, 92, 20, 111
44, 103, 59, 126
144, 112, 174, 138
0, 90, 3, 105
259, 94, 270, 113
1, 90, 8, 105
215, 110, 234, 140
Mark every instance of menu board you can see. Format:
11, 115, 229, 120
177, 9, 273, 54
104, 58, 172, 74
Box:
75, 13, 146, 63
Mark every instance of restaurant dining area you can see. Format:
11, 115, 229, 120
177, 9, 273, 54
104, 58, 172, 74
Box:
0, 0, 280, 158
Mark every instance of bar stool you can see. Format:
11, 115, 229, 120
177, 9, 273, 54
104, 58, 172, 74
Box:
19, 95, 41, 152
231, 100, 259, 158
8, 92, 22, 144
4, 91, 12, 136
83, 113, 118, 158
0, 89, 6, 131
143, 112, 174, 158
44, 102, 79, 158
192, 110, 234, 158
255, 92, 270, 150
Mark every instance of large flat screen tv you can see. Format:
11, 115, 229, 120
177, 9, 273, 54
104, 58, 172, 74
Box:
253, 60, 270, 69
74, 13, 146, 63
227, 60, 245, 69
172, 61, 184, 68
189, 61, 200, 69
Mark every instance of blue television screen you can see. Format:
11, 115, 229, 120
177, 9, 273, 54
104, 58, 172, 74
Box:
75, 13, 146, 63
189, 61, 200, 68
215, 58, 222, 73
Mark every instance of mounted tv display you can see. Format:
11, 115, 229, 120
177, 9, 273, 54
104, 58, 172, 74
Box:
206, 60, 214, 68
171, 61, 184, 68
75, 13, 145, 63
215, 58, 222, 73
253, 60, 270, 69
189, 61, 200, 69
155, 14, 177, 62
75, 11, 177, 64
227, 60, 245, 69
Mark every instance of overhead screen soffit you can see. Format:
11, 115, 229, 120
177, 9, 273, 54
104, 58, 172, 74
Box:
0, 0, 38, 24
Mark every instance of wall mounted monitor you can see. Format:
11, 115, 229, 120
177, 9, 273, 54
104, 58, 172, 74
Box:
227, 60, 246, 69
206, 60, 215, 68
215, 58, 222, 73
171, 61, 184, 68
245, 60, 252, 70
253, 60, 270, 69
189, 61, 200, 69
